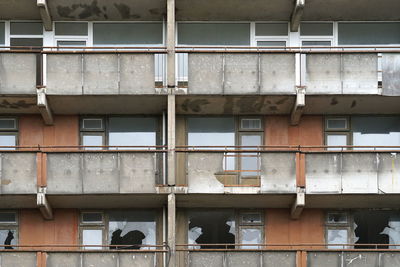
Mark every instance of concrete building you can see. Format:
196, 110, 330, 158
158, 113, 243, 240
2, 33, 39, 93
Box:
1, 0, 400, 266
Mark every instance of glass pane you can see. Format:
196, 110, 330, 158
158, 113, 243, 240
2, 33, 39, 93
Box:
93, 23, 163, 45
241, 119, 261, 130
82, 118, 103, 130
178, 23, 250, 45
326, 135, 347, 151
241, 213, 262, 224
257, 41, 286, 47
241, 228, 262, 249
0, 229, 17, 248
327, 213, 348, 224
82, 135, 103, 150
0, 212, 16, 223
10, 22, 43, 35
188, 210, 235, 249
241, 135, 261, 176
0, 22, 4, 44
0, 119, 16, 130
10, 38, 43, 47
338, 23, 400, 45
82, 229, 102, 250
255, 23, 288, 36
302, 41, 331, 46
327, 118, 347, 130
108, 117, 157, 149
57, 41, 86, 47
0, 135, 16, 150
327, 229, 348, 249
352, 116, 400, 149
55, 22, 88, 36
382, 216, 400, 249
300, 23, 333, 36
108, 210, 156, 250
82, 213, 103, 223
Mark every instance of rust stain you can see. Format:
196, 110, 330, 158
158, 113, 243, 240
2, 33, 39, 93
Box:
1, 179, 11, 185
0, 100, 35, 109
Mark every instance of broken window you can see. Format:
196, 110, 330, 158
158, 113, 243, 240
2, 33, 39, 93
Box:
0, 211, 18, 249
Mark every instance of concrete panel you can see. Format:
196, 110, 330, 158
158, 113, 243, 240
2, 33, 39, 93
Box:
343, 252, 378, 267
187, 153, 224, 193
189, 252, 224, 267
341, 153, 378, 193
382, 54, 400, 96
224, 54, 258, 94
119, 253, 155, 267
46, 54, 83, 95
380, 252, 400, 266
47, 253, 81, 267
188, 54, 223, 94
260, 153, 296, 193
263, 252, 296, 267
0, 252, 36, 267
83, 54, 119, 94
47, 153, 82, 194
307, 252, 342, 267
306, 154, 342, 194
119, 153, 156, 193
378, 153, 400, 194
260, 54, 296, 94
342, 54, 378, 94
306, 54, 341, 94
0, 153, 37, 194
82, 153, 119, 193
0, 53, 37, 94
119, 54, 155, 94
83, 253, 118, 267
226, 252, 260, 267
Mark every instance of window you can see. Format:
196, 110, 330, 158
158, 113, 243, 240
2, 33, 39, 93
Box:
325, 211, 351, 249
300, 22, 334, 47
255, 23, 288, 47
0, 211, 18, 249
338, 22, 400, 45
0, 118, 18, 150
0, 22, 4, 45
80, 210, 157, 250
80, 117, 159, 150
10, 22, 43, 48
188, 209, 263, 249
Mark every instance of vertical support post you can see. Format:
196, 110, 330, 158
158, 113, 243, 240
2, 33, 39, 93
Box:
296, 250, 307, 267
168, 193, 176, 267
168, 95, 176, 186
296, 152, 306, 188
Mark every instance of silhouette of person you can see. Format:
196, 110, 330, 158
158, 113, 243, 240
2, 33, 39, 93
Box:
110, 229, 146, 249
4, 230, 14, 249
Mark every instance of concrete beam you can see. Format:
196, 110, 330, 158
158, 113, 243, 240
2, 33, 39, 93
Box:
290, 87, 305, 125
291, 187, 305, 219
37, 0, 52, 31
167, 193, 176, 267
37, 88, 54, 125
290, 0, 305, 32
37, 188, 53, 220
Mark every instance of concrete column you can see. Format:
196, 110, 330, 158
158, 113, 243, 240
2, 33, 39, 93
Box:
168, 95, 176, 185
167, 193, 176, 267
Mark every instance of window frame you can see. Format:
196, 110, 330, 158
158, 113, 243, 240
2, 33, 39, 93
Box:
0, 117, 19, 150
9, 20, 44, 48
0, 211, 19, 247
325, 211, 353, 249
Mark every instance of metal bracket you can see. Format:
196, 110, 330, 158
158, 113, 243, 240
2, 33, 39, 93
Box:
37, 187, 53, 220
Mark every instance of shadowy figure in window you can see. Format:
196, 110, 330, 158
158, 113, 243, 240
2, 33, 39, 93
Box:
4, 231, 14, 249
110, 229, 146, 249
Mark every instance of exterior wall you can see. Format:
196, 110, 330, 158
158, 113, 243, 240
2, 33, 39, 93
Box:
19, 209, 79, 247
19, 115, 79, 147
265, 209, 325, 246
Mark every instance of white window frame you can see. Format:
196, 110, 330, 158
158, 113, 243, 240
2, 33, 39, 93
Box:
299, 21, 336, 47
253, 21, 290, 47
8, 20, 44, 47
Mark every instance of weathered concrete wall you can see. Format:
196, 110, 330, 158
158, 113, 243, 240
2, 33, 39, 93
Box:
260, 153, 296, 193
306, 152, 400, 194
0, 153, 37, 194
46, 54, 156, 95
0, 252, 36, 267
382, 53, 400, 96
46, 152, 158, 194
0, 53, 37, 94
46, 252, 156, 267
308, 251, 400, 267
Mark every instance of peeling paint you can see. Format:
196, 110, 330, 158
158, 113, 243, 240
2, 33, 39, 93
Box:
181, 99, 210, 113
1, 179, 11, 185
0, 100, 35, 109
57, 1, 106, 19
114, 3, 140, 19
330, 97, 338, 105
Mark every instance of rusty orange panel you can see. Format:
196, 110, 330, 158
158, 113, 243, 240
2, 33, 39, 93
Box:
19, 115, 44, 147
296, 153, 306, 187
264, 116, 289, 145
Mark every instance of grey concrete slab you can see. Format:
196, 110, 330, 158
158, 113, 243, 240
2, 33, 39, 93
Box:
0, 252, 36, 267
382, 54, 400, 96
188, 54, 223, 94
260, 54, 296, 95
263, 252, 296, 267
46, 54, 83, 95
119, 253, 155, 267
83, 253, 118, 267
0, 53, 37, 94
378, 153, 400, 194
343, 252, 379, 267
47, 252, 81, 267
189, 252, 224, 267
47, 153, 83, 194
307, 252, 342, 267
306, 54, 342, 94
260, 153, 296, 193
226, 252, 261, 267
306, 153, 342, 194
119, 54, 155, 94
0, 153, 37, 194
83, 54, 119, 95
187, 153, 224, 193
224, 54, 258, 94
341, 153, 378, 193
342, 54, 378, 94
380, 252, 400, 266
